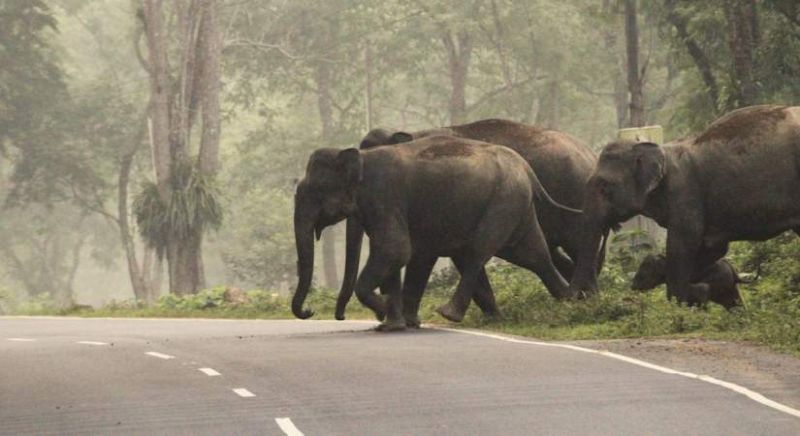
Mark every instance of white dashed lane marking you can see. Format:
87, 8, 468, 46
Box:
232, 388, 255, 398
145, 351, 175, 360
198, 367, 221, 376
76, 341, 108, 346
275, 417, 304, 436
6, 338, 36, 342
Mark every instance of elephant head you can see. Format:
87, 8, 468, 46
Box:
334, 129, 414, 320
359, 128, 414, 149
631, 254, 666, 291
570, 141, 666, 294
293, 148, 362, 319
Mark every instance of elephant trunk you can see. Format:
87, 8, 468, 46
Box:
292, 202, 316, 320
569, 201, 608, 296
335, 217, 364, 320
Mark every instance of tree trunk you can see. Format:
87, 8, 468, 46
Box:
442, 30, 472, 124
601, 0, 628, 128
198, 0, 221, 177
625, 0, 645, 127
167, 233, 203, 296
120, 114, 151, 301
537, 55, 561, 129
665, 0, 720, 113
724, 0, 759, 107
364, 41, 375, 130
141, 0, 221, 295
142, 248, 163, 302
141, 0, 172, 200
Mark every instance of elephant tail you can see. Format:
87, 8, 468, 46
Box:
527, 169, 583, 214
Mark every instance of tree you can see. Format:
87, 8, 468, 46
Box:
723, 0, 759, 107
624, 0, 645, 127
136, 0, 223, 295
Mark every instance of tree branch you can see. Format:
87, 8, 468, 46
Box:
664, 0, 719, 112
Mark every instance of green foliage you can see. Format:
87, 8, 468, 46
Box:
9, 231, 799, 356
13, 292, 58, 314
422, 234, 800, 355
218, 187, 296, 288
133, 161, 223, 258
0, 287, 16, 314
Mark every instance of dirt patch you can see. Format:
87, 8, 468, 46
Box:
571, 337, 800, 409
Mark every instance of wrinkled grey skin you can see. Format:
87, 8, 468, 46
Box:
293, 136, 574, 330
571, 105, 800, 305
631, 254, 743, 309
336, 119, 600, 322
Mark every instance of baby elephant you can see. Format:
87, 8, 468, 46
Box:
632, 254, 743, 309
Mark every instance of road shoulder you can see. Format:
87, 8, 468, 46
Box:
571, 337, 800, 410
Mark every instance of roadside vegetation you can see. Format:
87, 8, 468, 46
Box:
6, 231, 798, 356
2, 1, 799, 360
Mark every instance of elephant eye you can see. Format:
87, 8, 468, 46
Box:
597, 180, 613, 198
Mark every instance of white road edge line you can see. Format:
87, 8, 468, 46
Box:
198, 367, 221, 376
233, 388, 255, 398
76, 341, 108, 346
275, 417, 304, 436
6, 338, 36, 342
436, 327, 800, 419
145, 351, 175, 360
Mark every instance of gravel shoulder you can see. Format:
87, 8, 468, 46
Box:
572, 337, 800, 410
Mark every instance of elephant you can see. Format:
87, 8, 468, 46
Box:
570, 105, 800, 305
631, 254, 743, 309
292, 135, 577, 330
335, 118, 600, 321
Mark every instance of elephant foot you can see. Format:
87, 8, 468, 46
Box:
684, 283, 710, 307
375, 319, 407, 332
404, 314, 422, 329
436, 303, 465, 323
482, 309, 502, 322
563, 287, 586, 300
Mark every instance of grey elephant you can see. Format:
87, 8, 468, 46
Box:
631, 254, 743, 309
336, 118, 599, 322
570, 105, 800, 305
292, 136, 575, 330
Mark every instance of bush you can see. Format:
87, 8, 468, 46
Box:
0, 287, 16, 314
5, 231, 798, 355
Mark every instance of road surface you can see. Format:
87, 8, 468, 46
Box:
1, 317, 799, 435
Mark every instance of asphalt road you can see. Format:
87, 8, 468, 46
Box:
1, 317, 799, 435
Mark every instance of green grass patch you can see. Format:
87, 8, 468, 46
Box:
6, 234, 799, 357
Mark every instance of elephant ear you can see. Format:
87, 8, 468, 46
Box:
360, 128, 391, 149
633, 142, 665, 196
389, 131, 414, 144
336, 148, 363, 187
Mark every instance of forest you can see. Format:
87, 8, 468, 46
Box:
0, 0, 799, 349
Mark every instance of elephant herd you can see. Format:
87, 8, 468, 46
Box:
292, 105, 800, 331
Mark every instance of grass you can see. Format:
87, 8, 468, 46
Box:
5, 236, 799, 357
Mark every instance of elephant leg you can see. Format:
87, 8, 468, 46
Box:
378, 270, 402, 295
452, 257, 500, 319
402, 254, 437, 328
499, 220, 571, 300
336, 218, 365, 320
436, 256, 487, 323
355, 240, 410, 323
377, 269, 406, 332
665, 229, 710, 306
